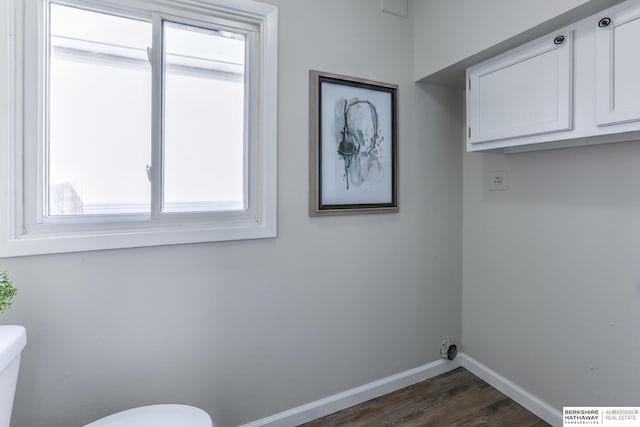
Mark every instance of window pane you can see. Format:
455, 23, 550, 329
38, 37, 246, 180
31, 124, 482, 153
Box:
48, 4, 152, 216
163, 22, 245, 213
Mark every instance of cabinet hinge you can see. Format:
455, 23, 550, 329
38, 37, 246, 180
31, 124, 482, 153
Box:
468, 79, 471, 91
468, 127, 471, 138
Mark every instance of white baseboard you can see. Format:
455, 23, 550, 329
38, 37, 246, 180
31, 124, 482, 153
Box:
239, 353, 562, 427
459, 353, 562, 427
238, 358, 462, 427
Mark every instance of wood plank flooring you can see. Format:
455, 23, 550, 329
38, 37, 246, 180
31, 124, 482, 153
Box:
299, 367, 549, 427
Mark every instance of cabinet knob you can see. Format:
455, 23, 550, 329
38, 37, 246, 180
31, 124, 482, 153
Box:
553, 35, 565, 45
598, 17, 611, 28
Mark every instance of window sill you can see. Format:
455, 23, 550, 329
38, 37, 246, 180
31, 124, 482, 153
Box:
0, 216, 276, 257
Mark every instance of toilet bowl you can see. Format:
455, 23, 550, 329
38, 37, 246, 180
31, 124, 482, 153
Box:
0, 326, 212, 427
84, 404, 213, 427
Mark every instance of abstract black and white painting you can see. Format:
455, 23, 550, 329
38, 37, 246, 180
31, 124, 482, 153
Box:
309, 71, 398, 216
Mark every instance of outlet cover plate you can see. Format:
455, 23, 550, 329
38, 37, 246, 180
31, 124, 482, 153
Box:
488, 171, 508, 191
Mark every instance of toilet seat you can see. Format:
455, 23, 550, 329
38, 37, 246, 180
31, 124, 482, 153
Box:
83, 404, 213, 427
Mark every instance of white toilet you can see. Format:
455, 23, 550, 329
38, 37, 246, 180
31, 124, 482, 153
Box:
0, 326, 213, 427
83, 404, 213, 427
0, 326, 26, 427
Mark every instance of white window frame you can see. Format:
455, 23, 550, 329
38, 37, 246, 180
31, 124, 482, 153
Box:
0, 0, 278, 257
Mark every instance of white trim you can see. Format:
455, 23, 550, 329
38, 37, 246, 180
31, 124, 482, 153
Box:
238, 358, 461, 427
2, 0, 19, 246
258, 3, 278, 241
459, 353, 562, 427
239, 353, 563, 427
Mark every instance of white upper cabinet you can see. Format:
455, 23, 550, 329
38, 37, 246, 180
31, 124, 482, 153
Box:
466, 0, 640, 153
467, 32, 573, 145
596, 6, 640, 127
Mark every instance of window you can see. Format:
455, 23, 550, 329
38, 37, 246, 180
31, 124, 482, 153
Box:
0, 0, 278, 257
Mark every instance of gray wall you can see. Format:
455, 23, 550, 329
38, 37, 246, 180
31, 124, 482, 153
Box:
443, 0, 640, 413
2, 1, 463, 426
463, 144, 640, 409
412, 0, 592, 81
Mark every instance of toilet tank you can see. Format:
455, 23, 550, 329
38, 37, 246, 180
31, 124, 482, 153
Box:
0, 326, 26, 427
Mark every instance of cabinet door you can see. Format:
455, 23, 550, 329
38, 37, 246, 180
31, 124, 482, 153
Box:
466, 32, 573, 145
596, 5, 640, 127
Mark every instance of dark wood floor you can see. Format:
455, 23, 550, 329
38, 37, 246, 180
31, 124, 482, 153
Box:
299, 367, 549, 426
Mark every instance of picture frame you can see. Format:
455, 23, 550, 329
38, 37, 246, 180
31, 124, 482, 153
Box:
309, 70, 399, 216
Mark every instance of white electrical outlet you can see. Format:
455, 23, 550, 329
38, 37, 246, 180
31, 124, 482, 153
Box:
488, 171, 508, 191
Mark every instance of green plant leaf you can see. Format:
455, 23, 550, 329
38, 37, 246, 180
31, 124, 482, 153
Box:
0, 271, 17, 314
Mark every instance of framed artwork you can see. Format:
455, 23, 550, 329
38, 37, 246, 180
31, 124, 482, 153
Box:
309, 70, 398, 216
